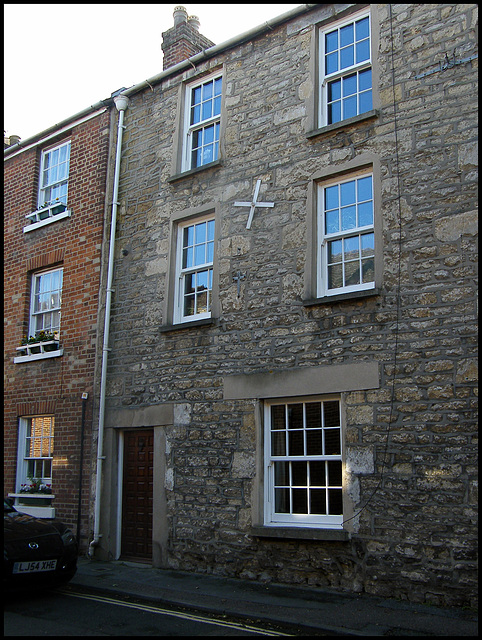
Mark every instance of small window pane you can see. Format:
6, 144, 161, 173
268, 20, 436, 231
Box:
288, 404, 303, 429
325, 30, 338, 53
271, 405, 286, 429
356, 16, 370, 40
292, 461, 307, 486
324, 429, 341, 455
328, 264, 343, 289
344, 236, 359, 259
325, 209, 339, 234
184, 294, 195, 317
274, 461, 289, 485
328, 488, 343, 514
292, 489, 308, 514
328, 79, 341, 102
328, 461, 343, 486
361, 232, 375, 255
183, 247, 193, 269
202, 100, 212, 121
275, 488, 289, 513
343, 95, 357, 119
345, 260, 360, 286
202, 81, 213, 101
342, 74, 357, 98
288, 430, 304, 456
340, 45, 354, 70
362, 257, 375, 283
310, 489, 327, 514
358, 68, 372, 92
272, 431, 286, 456
306, 429, 323, 455
341, 205, 356, 230
340, 23, 354, 47
325, 51, 338, 75
328, 240, 343, 263
310, 461, 325, 486
191, 104, 201, 125
356, 39, 370, 63
359, 89, 373, 114
325, 185, 339, 210
340, 180, 355, 205
195, 243, 205, 265
358, 202, 373, 227
305, 403, 321, 428
324, 401, 340, 427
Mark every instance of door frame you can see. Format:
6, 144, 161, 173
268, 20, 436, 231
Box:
117, 428, 154, 561
115, 430, 124, 560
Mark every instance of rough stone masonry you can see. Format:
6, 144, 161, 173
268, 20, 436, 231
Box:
98, 4, 477, 607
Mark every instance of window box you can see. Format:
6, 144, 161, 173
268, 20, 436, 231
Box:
8, 493, 56, 519
24, 202, 71, 233
14, 341, 62, 363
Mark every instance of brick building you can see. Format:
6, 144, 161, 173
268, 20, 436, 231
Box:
4, 103, 113, 547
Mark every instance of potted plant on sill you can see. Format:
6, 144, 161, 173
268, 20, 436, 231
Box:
19, 478, 53, 495
19, 331, 60, 355
17, 478, 53, 507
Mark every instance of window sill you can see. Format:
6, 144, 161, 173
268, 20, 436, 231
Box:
167, 160, 222, 184
303, 288, 380, 307
23, 209, 71, 233
306, 110, 379, 139
251, 526, 350, 541
160, 317, 217, 333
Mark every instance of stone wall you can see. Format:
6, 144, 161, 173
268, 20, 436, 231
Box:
103, 4, 477, 606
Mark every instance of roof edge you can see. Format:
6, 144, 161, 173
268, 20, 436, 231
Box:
121, 4, 318, 98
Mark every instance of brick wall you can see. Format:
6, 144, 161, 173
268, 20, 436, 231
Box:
4, 109, 111, 545
103, 4, 476, 605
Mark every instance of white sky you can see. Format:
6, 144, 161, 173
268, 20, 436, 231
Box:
4, 3, 301, 141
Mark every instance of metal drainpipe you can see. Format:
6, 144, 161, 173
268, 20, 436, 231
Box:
89, 94, 129, 558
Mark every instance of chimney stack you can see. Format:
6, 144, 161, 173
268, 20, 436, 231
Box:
161, 6, 215, 70
4, 134, 21, 149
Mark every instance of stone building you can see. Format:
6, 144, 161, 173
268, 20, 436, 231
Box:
4, 104, 113, 547
19, 4, 474, 606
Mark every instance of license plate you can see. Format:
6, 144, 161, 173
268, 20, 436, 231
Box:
13, 559, 57, 574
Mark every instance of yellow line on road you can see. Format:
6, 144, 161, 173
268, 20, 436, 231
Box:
59, 589, 293, 636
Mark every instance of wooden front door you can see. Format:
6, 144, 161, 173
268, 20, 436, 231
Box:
121, 429, 153, 560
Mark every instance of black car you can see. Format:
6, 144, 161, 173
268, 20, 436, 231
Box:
4, 499, 78, 589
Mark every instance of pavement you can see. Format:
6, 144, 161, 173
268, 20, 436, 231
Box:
68, 557, 478, 636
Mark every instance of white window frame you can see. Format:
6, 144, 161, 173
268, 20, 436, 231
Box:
317, 169, 375, 298
264, 396, 344, 529
174, 214, 215, 324
38, 140, 71, 209
182, 72, 222, 172
24, 140, 72, 232
319, 9, 372, 128
29, 267, 63, 340
16, 416, 54, 491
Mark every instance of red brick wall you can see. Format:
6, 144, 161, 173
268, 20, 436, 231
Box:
4, 109, 111, 544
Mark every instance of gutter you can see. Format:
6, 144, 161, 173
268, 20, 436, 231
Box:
4, 102, 111, 159
88, 93, 130, 558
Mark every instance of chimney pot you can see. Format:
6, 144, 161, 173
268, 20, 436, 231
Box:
188, 15, 200, 31
173, 6, 188, 27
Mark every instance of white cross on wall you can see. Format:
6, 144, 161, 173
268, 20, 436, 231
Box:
234, 179, 274, 229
